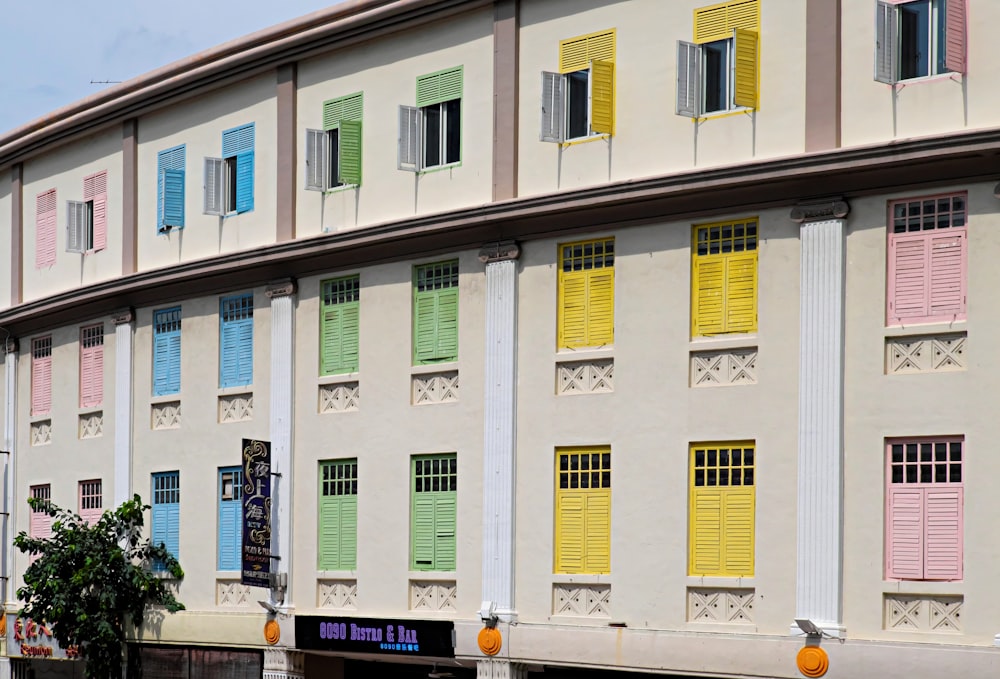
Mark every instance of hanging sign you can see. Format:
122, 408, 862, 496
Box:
241, 438, 272, 587
295, 616, 455, 658
6, 615, 81, 660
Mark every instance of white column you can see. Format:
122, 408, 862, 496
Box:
113, 309, 134, 507
267, 280, 296, 608
3, 340, 18, 610
794, 210, 847, 637
478, 660, 527, 679
479, 241, 520, 622
263, 648, 304, 679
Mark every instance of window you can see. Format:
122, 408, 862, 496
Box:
398, 66, 463, 171
79, 324, 104, 409
887, 193, 966, 325
79, 479, 102, 525
218, 467, 242, 571
31, 336, 52, 416
413, 261, 459, 365
306, 93, 363, 190
689, 442, 755, 576
157, 145, 185, 233
541, 29, 615, 143
886, 438, 963, 580
691, 219, 758, 337
557, 238, 615, 349
677, 0, 759, 117
554, 447, 611, 574
411, 454, 457, 571
320, 276, 360, 375
875, 0, 966, 84
219, 294, 253, 388
35, 189, 56, 269
152, 307, 181, 396
29, 484, 52, 539
67, 171, 108, 254
319, 459, 358, 571
205, 124, 254, 215
152, 471, 180, 569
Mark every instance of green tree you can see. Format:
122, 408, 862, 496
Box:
13, 494, 185, 679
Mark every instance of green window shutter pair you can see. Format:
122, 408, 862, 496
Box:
318, 460, 358, 571
318, 93, 363, 187
410, 454, 457, 571
413, 261, 459, 364
320, 276, 360, 375
416, 66, 463, 108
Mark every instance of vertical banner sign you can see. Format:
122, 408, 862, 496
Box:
241, 438, 272, 587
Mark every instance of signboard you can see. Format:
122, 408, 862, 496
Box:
241, 438, 272, 587
6, 615, 80, 660
295, 616, 455, 658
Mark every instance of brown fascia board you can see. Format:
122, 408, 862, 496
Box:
2, 127, 1000, 337
0, 0, 486, 168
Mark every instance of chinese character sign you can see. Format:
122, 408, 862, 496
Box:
6, 615, 81, 659
241, 438, 272, 587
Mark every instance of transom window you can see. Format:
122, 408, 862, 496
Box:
322, 277, 360, 305
80, 480, 102, 511
32, 336, 51, 359
414, 457, 457, 493
695, 221, 758, 256
890, 194, 966, 233
561, 239, 614, 272
81, 325, 103, 348
415, 262, 458, 292
154, 308, 181, 334
889, 440, 962, 485
153, 473, 180, 504
30, 485, 51, 512
558, 450, 611, 490
220, 470, 242, 501
692, 444, 755, 487
321, 460, 358, 497
221, 294, 253, 321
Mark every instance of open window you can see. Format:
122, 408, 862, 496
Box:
399, 66, 463, 172
875, 0, 966, 84
541, 29, 615, 143
307, 93, 363, 190
66, 171, 107, 253
205, 123, 254, 215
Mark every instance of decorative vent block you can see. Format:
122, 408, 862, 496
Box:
30, 420, 52, 447
887, 333, 967, 374
216, 579, 258, 607
151, 401, 181, 430
219, 393, 253, 423
79, 412, 104, 439
319, 382, 360, 413
687, 588, 755, 623
885, 595, 962, 632
410, 580, 457, 612
690, 349, 758, 387
412, 371, 459, 405
318, 579, 358, 610
553, 583, 611, 618
556, 359, 614, 395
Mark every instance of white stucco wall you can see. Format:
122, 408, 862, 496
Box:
0, 175, 11, 310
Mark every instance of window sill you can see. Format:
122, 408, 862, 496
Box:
325, 184, 359, 194
78, 406, 103, 416
692, 106, 754, 122
883, 580, 964, 595
418, 161, 462, 175
150, 394, 180, 405
889, 72, 961, 87
218, 386, 253, 396
29, 415, 51, 423
686, 621, 758, 633
689, 335, 757, 351
555, 347, 614, 362
687, 576, 755, 588
551, 573, 610, 585
317, 570, 357, 578
411, 361, 458, 376
561, 133, 610, 148
407, 571, 456, 579
884, 321, 966, 338
318, 372, 359, 386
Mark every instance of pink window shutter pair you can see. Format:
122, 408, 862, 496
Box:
83, 171, 108, 251
35, 189, 57, 269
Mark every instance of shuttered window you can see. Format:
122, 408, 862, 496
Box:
157, 145, 186, 233
413, 261, 459, 365
206, 124, 254, 215
399, 67, 462, 171
886, 438, 963, 581
307, 93, 363, 191
152, 471, 180, 570
320, 276, 360, 375
29, 484, 52, 539
35, 189, 57, 269
689, 442, 755, 577
218, 467, 242, 571
875, 0, 966, 84
541, 30, 616, 142
31, 336, 52, 416
318, 459, 358, 571
411, 454, 457, 571
887, 194, 967, 326
557, 238, 615, 349
79, 324, 104, 408
79, 479, 102, 525
219, 294, 254, 388
691, 220, 758, 336
153, 308, 182, 396
554, 447, 611, 574
83, 171, 108, 251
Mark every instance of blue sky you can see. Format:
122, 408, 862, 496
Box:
0, 1, 344, 136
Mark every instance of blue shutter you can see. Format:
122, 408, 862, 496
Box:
152, 472, 180, 570
219, 322, 240, 388
166, 503, 180, 559
235, 317, 254, 385
235, 150, 254, 214
153, 309, 181, 396
218, 468, 242, 571
163, 169, 185, 228
152, 502, 168, 552
157, 146, 185, 234
220, 295, 253, 388
222, 124, 255, 157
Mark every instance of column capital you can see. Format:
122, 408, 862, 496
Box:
3, 337, 17, 355
790, 198, 850, 224
266, 278, 298, 299
479, 240, 520, 264
263, 648, 304, 678
112, 307, 134, 325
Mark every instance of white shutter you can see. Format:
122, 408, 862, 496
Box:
204, 157, 224, 215
875, 1, 898, 84
677, 41, 701, 118
398, 105, 421, 172
66, 200, 87, 253
305, 128, 329, 191
540, 71, 565, 143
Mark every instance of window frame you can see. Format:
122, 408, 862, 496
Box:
410, 453, 458, 572
399, 66, 463, 173
219, 293, 254, 389
320, 275, 361, 376
690, 219, 759, 337
157, 145, 186, 234
412, 261, 460, 365
31, 335, 53, 417
79, 323, 104, 409
151, 471, 180, 570
205, 124, 254, 216
553, 446, 612, 575
152, 307, 182, 397
556, 237, 616, 350
217, 466, 243, 571
318, 459, 359, 571
79, 479, 102, 525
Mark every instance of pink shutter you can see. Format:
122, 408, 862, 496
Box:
35, 190, 57, 268
83, 171, 108, 251
80, 344, 103, 408
29, 508, 50, 540
927, 230, 966, 320
887, 233, 929, 324
924, 486, 963, 580
31, 355, 52, 416
886, 487, 924, 580
79, 481, 102, 525
944, 0, 967, 74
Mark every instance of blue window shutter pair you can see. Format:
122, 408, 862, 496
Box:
152, 308, 181, 396
222, 124, 255, 214
157, 146, 185, 233
218, 467, 242, 571
152, 472, 180, 569
220, 294, 254, 388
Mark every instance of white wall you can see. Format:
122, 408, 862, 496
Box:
0, 174, 11, 310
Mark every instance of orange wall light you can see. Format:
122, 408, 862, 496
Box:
796, 646, 829, 678
478, 626, 502, 656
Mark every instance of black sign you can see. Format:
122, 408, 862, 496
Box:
295, 616, 455, 658
241, 438, 272, 587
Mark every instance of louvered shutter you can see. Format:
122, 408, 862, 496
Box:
339, 494, 358, 570
584, 491, 611, 573
540, 72, 565, 143
694, 3, 731, 43
36, 190, 57, 268
690, 488, 723, 575
219, 322, 240, 388
167, 502, 180, 560
31, 354, 52, 416
339, 120, 362, 186
163, 169, 185, 229
733, 28, 759, 109
944, 0, 967, 74
558, 271, 588, 348
66, 200, 87, 253
433, 494, 457, 571
413, 291, 440, 364
416, 67, 463, 108
721, 488, 755, 576
875, 1, 898, 84
152, 501, 169, 551
204, 158, 224, 215
83, 171, 107, 250
693, 258, 726, 336
398, 105, 421, 172
677, 41, 701, 117
235, 150, 254, 213
559, 30, 615, 73
927, 230, 966, 320
587, 269, 615, 347
80, 343, 104, 408
153, 333, 181, 396
305, 129, 329, 191
888, 234, 930, 323
237, 317, 254, 385
886, 487, 924, 580
320, 306, 343, 376
435, 288, 459, 362
555, 493, 585, 573
590, 60, 615, 135
318, 494, 342, 570
218, 484, 241, 571
923, 486, 963, 580
30, 507, 51, 540
725, 252, 758, 333
222, 124, 255, 157
412, 494, 437, 569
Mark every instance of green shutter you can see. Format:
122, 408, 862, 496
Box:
323, 92, 364, 131
339, 495, 358, 570
435, 288, 458, 361
413, 291, 440, 364
321, 301, 360, 375
412, 494, 437, 569
416, 66, 464, 108
318, 495, 342, 570
338, 120, 362, 186
318, 460, 358, 571
433, 494, 457, 571
412, 262, 459, 365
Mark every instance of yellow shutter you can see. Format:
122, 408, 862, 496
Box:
721, 488, 755, 576
733, 28, 759, 109
694, 0, 759, 44
555, 493, 585, 573
584, 490, 612, 574
590, 60, 615, 135
558, 270, 588, 348
587, 269, 615, 346
725, 251, 758, 333
692, 257, 726, 336
559, 29, 616, 73
690, 488, 723, 575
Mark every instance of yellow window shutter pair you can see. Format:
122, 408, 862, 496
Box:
692, 1, 759, 110
558, 269, 615, 349
558, 30, 616, 135
692, 251, 757, 336
555, 490, 611, 574
689, 487, 755, 576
